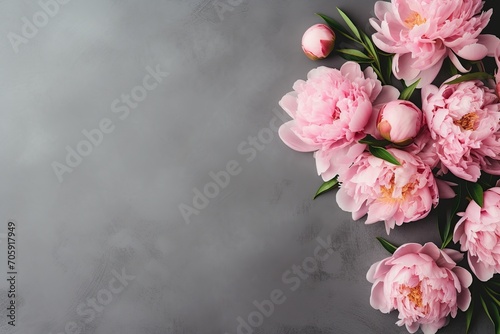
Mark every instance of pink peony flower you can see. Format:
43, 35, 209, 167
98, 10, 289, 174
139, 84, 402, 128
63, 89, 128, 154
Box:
422, 78, 500, 182
336, 148, 438, 234
454, 187, 500, 281
278, 62, 399, 180
301, 24, 336, 60
370, 0, 492, 87
377, 100, 423, 145
367, 243, 472, 334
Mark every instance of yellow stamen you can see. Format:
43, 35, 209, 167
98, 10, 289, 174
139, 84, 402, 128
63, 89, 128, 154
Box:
380, 176, 415, 202
454, 112, 479, 131
400, 284, 424, 308
404, 12, 426, 29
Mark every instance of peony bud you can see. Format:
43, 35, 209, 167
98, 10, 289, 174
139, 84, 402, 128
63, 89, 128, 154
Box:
301, 24, 335, 60
377, 100, 423, 146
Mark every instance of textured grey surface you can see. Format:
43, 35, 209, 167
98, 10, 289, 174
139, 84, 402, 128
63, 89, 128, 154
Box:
0, 0, 498, 333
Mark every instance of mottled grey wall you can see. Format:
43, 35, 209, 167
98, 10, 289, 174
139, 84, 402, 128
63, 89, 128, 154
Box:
0, 1, 498, 334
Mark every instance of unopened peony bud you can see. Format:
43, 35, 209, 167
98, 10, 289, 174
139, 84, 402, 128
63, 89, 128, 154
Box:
301, 24, 335, 60
377, 100, 423, 146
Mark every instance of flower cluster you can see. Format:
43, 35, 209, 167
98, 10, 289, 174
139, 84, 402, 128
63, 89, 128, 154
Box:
278, 1, 500, 333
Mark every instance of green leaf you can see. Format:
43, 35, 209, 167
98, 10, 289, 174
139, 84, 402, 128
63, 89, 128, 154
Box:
336, 49, 372, 60
377, 50, 394, 57
486, 286, 500, 299
481, 296, 494, 324
451, 183, 462, 219
465, 301, 474, 334
447, 58, 458, 76
438, 183, 461, 249
481, 293, 500, 334
445, 72, 493, 85
487, 299, 500, 334
313, 177, 339, 199
485, 288, 500, 306
337, 8, 361, 41
490, 303, 500, 334
316, 13, 357, 43
443, 233, 453, 249
478, 172, 495, 190
358, 134, 390, 147
399, 79, 421, 100
338, 53, 375, 64
376, 237, 398, 254
372, 66, 387, 85
437, 204, 452, 248
360, 31, 378, 61
369, 146, 401, 165
466, 182, 484, 207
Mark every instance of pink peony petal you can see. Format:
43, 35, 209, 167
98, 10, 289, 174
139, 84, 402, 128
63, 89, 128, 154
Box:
457, 288, 472, 312
374, 0, 391, 19
454, 43, 489, 61
370, 281, 390, 313
454, 266, 473, 289
420, 242, 442, 262
468, 253, 494, 282
420, 320, 447, 334
411, 59, 444, 88
436, 179, 456, 199
278, 92, 298, 118
278, 122, 319, 152
352, 204, 369, 221
366, 261, 381, 282
340, 61, 364, 80
452, 217, 466, 245
392, 243, 422, 258
477, 34, 500, 57
442, 248, 464, 264
447, 50, 471, 73
336, 188, 363, 213
349, 100, 373, 132
373, 85, 400, 106
405, 322, 420, 334
393, 53, 420, 82
314, 149, 331, 175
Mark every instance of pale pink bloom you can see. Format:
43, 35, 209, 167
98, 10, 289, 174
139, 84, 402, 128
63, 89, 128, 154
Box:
367, 243, 472, 334
402, 125, 457, 199
422, 78, 500, 182
301, 24, 336, 60
377, 100, 423, 145
336, 148, 438, 234
454, 187, 500, 281
279, 62, 399, 180
403, 127, 439, 170
370, 0, 492, 87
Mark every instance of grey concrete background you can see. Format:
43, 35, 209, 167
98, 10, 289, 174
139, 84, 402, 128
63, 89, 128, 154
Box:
0, 0, 499, 333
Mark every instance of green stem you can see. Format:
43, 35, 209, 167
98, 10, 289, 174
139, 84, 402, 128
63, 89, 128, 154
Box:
372, 66, 387, 85
476, 61, 486, 73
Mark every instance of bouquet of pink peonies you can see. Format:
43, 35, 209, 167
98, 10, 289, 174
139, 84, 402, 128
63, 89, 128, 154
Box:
278, 1, 500, 333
